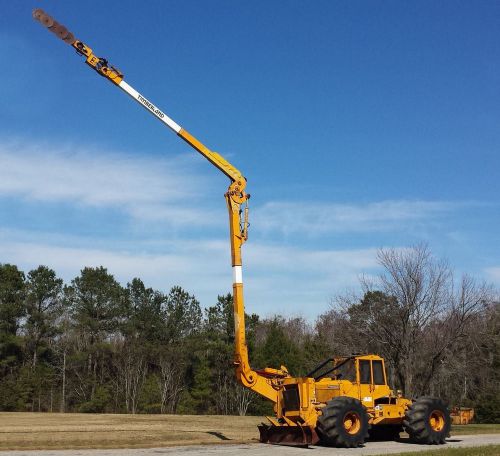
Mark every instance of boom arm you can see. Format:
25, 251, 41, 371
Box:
33, 9, 277, 402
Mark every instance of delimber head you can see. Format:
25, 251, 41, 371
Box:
32, 8, 76, 44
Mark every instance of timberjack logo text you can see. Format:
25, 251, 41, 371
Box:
137, 94, 165, 119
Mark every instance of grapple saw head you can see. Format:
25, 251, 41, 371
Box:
32, 9, 76, 44
32, 8, 123, 85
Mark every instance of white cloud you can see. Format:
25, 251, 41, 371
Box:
0, 236, 229, 300
0, 138, 487, 317
252, 200, 463, 236
0, 230, 379, 317
243, 243, 379, 316
485, 267, 500, 284
0, 139, 470, 235
0, 138, 381, 315
0, 139, 219, 225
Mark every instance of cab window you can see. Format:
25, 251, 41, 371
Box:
336, 359, 356, 382
372, 360, 385, 385
360, 360, 371, 383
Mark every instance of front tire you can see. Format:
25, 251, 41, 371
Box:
317, 396, 369, 448
403, 397, 451, 444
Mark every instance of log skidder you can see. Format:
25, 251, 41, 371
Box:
257, 354, 451, 447
33, 10, 452, 448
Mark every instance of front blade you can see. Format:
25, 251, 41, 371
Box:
258, 423, 318, 447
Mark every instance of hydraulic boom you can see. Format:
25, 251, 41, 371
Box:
32, 8, 276, 402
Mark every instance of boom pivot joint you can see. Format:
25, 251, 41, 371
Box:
73, 41, 124, 85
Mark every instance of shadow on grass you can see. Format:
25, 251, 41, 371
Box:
206, 431, 232, 441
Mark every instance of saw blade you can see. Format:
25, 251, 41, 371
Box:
35, 10, 55, 28
49, 23, 69, 41
63, 32, 76, 45
32, 8, 44, 20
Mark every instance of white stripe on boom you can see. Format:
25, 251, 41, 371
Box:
118, 80, 181, 133
233, 266, 243, 284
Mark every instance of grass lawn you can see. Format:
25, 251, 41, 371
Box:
0, 412, 263, 450
451, 424, 500, 435
384, 444, 500, 456
0, 412, 497, 451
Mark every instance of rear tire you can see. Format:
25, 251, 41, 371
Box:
317, 396, 369, 448
403, 396, 451, 444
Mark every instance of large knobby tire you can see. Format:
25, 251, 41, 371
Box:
404, 397, 451, 444
316, 396, 369, 448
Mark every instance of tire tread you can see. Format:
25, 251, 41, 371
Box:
316, 396, 369, 448
404, 397, 451, 445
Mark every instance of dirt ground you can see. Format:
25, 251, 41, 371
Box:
0, 413, 498, 452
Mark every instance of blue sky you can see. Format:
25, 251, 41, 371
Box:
1, 1, 499, 318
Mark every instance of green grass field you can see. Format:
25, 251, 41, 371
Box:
450, 424, 500, 435
386, 444, 500, 456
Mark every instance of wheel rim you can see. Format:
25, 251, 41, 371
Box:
343, 411, 361, 435
429, 410, 445, 432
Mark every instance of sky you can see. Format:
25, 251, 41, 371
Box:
0, 1, 499, 319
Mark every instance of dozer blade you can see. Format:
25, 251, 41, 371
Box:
258, 423, 319, 447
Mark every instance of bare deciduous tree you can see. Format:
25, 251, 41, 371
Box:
334, 244, 493, 397
234, 383, 253, 416
157, 350, 184, 414
116, 343, 147, 414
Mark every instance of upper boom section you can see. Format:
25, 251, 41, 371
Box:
32, 8, 245, 186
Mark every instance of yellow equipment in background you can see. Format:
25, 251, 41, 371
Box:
32, 9, 451, 448
451, 407, 475, 425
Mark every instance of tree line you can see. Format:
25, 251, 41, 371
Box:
0, 245, 498, 422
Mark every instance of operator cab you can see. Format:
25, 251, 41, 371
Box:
307, 354, 387, 384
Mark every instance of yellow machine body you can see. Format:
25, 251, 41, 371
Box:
257, 354, 411, 445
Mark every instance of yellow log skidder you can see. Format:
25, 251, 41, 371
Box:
32, 9, 451, 448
